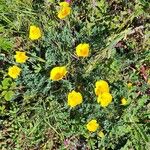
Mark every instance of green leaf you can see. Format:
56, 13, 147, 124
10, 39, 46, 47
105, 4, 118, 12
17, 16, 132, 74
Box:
0, 26, 4, 32
2, 78, 12, 86
0, 37, 13, 52
1, 78, 12, 89
1, 90, 7, 97
0, 105, 5, 111
2, 86, 8, 90
4, 90, 14, 101
48, 0, 55, 2
11, 82, 17, 88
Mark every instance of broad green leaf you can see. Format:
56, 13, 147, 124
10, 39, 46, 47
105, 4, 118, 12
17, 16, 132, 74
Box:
2, 86, 8, 90
0, 37, 13, 52
2, 78, 12, 87
4, 90, 14, 101
1, 90, 7, 97
0, 105, 5, 111
49, 0, 55, 2
11, 82, 17, 88
1, 78, 12, 89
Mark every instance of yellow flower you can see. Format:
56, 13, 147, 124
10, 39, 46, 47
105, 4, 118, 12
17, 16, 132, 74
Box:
127, 83, 132, 88
86, 119, 99, 132
121, 98, 127, 105
95, 80, 110, 96
76, 43, 90, 57
8, 65, 21, 79
29, 25, 41, 40
59, 2, 69, 7
98, 131, 105, 138
58, 2, 71, 19
67, 90, 83, 107
97, 92, 112, 107
50, 66, 67, 81
14, 51, 28, 63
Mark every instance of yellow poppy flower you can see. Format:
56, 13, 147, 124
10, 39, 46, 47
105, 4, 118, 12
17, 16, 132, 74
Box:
97, 92, 112, 107
59, 2, 69, 7
50, 66, 67, 81
98, 131, 105, 138
8, 65, 21, 79
58, 2, 71, 19
86, 119, 99, 132
95, 80, 110, 96
29, 25, 41, 40
76, 43, 90, 57
14, 51, 28, 63
121, 98, 128, 105
67, 90, 83, 107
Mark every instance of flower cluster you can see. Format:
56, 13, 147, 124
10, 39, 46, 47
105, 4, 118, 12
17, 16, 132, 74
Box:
8, 25, 42, 79
6, 1, 129, 138
95, 80, 112, 107
8, 51, 28, 79
49, 43, 90, 81
58, 2, 71, 19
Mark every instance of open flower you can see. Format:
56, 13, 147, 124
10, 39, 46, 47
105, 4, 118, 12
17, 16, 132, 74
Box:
95, 80, 110, 96
59, 2, 69, 7
121, 98, 128, 105
97, 92, 112, 107
8, 65, 21, 79
14, 51, 28, 63
76, 43, 90, 57
50, 66, 67, 81
29, 25, 41, 40
67, 90, 83, 107
58, 2, 71, 19
86, 119, 99, 132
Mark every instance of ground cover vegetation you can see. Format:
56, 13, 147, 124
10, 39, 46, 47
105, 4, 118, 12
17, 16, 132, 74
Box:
0, 0, 150, 149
